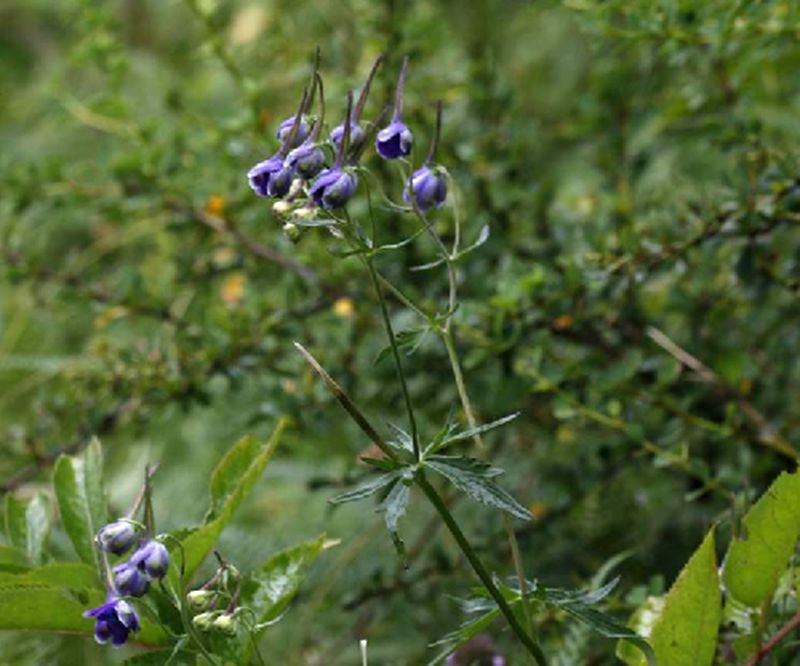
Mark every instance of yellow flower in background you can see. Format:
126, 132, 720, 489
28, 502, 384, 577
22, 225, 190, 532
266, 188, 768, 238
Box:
332, 297, 354, 318
205, 195, 225, 217
221, 272, 246, 307
94, 305, 129, 329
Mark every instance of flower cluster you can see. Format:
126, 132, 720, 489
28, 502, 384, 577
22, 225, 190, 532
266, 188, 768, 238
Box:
186, 555, 243, 637
85, 517, 171, 647
83, 472, 171, 650
246, 51, 448, 225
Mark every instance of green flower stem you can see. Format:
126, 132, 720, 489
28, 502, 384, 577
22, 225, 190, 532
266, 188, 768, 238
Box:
417, 475, 547, 666
364, 255, 421, 459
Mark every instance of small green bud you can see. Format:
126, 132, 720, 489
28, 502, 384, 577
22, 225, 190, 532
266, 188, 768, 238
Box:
187, 589, 216, 611
212, 612, 238, 636
192, 611, 219, 632
283, 222, 301, 242
291, 205, 316, 221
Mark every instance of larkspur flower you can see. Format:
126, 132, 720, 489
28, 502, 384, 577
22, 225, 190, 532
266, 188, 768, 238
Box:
331, 54, 384, 154
247, 154, 294, 198
276, 115, 310, 148
330, 121, 365, 153
113, 562, 150, 597
310, 167, 359, 210
96, 521, 137, 555
286, 140, 326, 179
404, 165, 447, 211
83, 597, 140, 647
130, 540, 170, 578
376, 57, 413, 159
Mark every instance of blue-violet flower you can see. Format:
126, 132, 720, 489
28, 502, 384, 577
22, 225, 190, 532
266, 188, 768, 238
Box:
276, 115, 310, 148
83, 597, 140, 647
376, 57, 413, 159
286, 141, 326, 179
96, 521, 137, 556
130, 540, 170, 579
113, 562, 150, 597
247, 154, 294, 198
309, 168, 358, 210
404, 165, 447, 211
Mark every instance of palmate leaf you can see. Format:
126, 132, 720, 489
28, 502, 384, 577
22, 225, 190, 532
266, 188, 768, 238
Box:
425, 455, 532, 521
425, 412, 520, 456
329, 471, 400, 505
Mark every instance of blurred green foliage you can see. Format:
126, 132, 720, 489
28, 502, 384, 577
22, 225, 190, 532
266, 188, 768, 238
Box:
2, 0, 800, 663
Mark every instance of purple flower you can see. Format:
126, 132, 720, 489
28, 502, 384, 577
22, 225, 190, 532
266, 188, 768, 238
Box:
286, 141, 326, 179
376, 120, 413, 160
113, 562, 150, 597
83, 597, 140, 647
96, 521, 137, 555
130, 540, 170, 578
376, 57, 413, 160
331, 121, 365, 154
403, 165, 447, 211
276, 115, 310, 148
247, 154, 294, 198
309, 167, 358, 210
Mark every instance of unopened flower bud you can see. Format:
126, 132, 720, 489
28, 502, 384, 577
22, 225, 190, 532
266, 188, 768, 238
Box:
283, 222, 301, 242
376, 120, 413, 160
96, 521, 138, 555
130, 540, 170, 579
291, 205, 316, 220
309, 167, 358, 210
212, 612, 238, 636
192, 611, 218, 632
403, 165, 447, 211
276, 115, 310, 148
187, 589, 216, 611
113, 562, 150, 597
272, 200, 292, 218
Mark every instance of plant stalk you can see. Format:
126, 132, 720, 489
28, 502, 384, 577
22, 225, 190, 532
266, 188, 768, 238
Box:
417, 475, 547, 666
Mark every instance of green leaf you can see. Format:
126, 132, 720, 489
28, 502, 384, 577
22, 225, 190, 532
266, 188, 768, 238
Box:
244, 533, 332, 625
5, 493, 53, 565
0, 562, 99, 588
173, 419, 287, 583
723, 470, 800, 607
427, 608, 501, 665
53, 437, 108, 567
525, 579, 655, 666
382, 480, 410, 533
434, 412, 520, 452
5, 495, 27, 551
329, 472, 400, 505
0, 584, 167, 645
425, 456, 532, 521
386, 422, 415, 454
0, 545, 28, 572
624, 529, 720, 666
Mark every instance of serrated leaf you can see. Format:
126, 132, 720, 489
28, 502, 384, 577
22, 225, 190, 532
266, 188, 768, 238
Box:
723, 470, 800, 607
633, 529, 720, 666
53, 437, 107, 568
244, 534, 331, 625
172, 420, 287, 584
329, 472, 400, 505
425, 456, 532, 521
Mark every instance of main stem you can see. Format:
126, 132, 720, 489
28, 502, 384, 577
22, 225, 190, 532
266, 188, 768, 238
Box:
365, 255, 420, 458
418, 476, 547, 666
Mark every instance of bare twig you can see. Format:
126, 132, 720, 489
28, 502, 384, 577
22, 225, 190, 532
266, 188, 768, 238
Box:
744, 610, 800, 666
